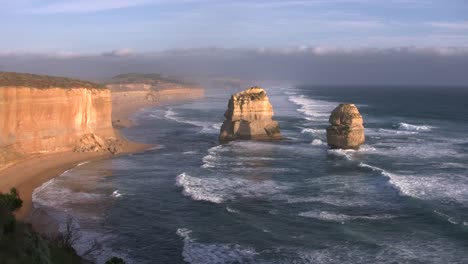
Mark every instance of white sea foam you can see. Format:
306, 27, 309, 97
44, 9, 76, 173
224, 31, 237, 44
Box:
177, 228, 257, 264
301, 128, 325, 134
359, 163, 468, 204
226, 206, 240, 213
278, 194, 369, 207
33, 179, 104, 208
288, 95, 336, 122
112, 190, 123, 198
327, 149, 355, 161
175, 172, 290, 204
201, 145, 226, 169
299, 210, 395, 222
375, 128, 418, 135
183, 151, 198, 155
433, 210, 461, 225
176, 173, 224, 203
164, 107, 221, 133
311, 139, 325, 145
397, 122, 434, 132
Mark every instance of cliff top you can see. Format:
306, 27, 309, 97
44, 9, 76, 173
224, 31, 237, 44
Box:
106, 73, 192, 86
232, 86, 267, 101
0, 71, 104, 89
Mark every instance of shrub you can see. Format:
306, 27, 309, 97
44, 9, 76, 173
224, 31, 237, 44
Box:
0, 187, 23, 212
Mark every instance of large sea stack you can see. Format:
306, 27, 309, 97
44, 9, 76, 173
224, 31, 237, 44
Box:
219, 86, 282, 141
326, 103, 365, 149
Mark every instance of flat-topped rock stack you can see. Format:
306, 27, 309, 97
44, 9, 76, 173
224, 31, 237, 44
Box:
219, 87, 282, 141
326, 103, 365, 149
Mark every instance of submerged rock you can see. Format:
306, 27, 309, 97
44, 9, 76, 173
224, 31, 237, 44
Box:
219, 86, 282, 141
326, 103, 365, 149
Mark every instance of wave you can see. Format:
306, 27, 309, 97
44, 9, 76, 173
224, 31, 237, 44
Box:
375, 128, 418, 135
201, 145, 226, 169
164, 107, 221, 133
175, 173, 224, 203
327, 149, 355, 161
111, 190, 123, 198
175, 172, 290, 204
397, 122, 433, 132
288, 95, 336, 122
299, 210, 395, 222
226, 206, 240, 213
359, 163, 468, 204
277, 194, 369, 207
311, 139, 325, 146
176, 228, 257, 264
33, 179, 104, 208
301, 128, 325, 134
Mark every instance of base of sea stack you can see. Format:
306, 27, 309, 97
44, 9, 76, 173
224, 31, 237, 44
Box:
219, 120, 282, 142
326, 126, 365, 150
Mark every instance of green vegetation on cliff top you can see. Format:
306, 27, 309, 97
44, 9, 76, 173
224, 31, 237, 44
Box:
0, 71, 104, 89
107, 73, 192, 86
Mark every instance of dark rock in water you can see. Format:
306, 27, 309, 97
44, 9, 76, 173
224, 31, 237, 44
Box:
219, 87, 282, 141
326, 103, 365, 149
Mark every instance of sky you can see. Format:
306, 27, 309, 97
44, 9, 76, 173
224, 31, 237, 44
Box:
1, 0, 467, 52
0, 0, 467, 85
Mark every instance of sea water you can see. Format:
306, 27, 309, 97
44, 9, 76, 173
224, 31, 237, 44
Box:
32, 85, 468, 263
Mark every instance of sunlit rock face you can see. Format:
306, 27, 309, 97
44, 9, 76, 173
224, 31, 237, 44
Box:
219, 87, 282, 141
326, 103, 365, 149
0, 86, 116, 167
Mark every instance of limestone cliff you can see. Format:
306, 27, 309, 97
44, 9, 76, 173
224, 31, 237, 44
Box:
0, 72, 119, 168
326, 103, 365, 149
219, 87, 282, 141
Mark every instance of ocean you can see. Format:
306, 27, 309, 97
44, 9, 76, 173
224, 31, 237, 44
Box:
32, 85, 468, 264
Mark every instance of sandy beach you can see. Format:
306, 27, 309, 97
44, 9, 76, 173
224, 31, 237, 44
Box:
0, 85, 204, 225
0, 101, 153, 220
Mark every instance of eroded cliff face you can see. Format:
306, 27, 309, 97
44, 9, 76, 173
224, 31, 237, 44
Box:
0, 86, 117, 167
219, 87, 282, 141
326, 103, 365, 149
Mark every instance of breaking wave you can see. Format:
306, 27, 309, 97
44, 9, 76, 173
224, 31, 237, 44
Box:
288, 95, 336, 122
165, 108, 221, 133
175, 172, 290, 204
359, 163, 468, 204
176, 228, 257, 264
396, 122, 433, 132
299, 210, 395, 222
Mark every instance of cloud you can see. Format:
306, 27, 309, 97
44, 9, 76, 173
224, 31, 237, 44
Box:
101, 49, 134, 57
427, 21, 468, 30
1, 46, 468, 86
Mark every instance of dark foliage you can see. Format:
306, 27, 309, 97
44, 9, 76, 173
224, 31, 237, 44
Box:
0, 71, 104, 89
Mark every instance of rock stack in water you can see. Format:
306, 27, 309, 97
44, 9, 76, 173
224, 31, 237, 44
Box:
326, 103, 365, 149
219, 86, 282, 141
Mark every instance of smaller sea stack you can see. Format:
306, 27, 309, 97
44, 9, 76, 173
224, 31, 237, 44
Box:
219, 86, 282, 141
326, 103, 365, 149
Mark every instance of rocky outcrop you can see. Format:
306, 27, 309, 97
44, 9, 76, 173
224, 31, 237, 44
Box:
0, 73, 119, 168
219, 87, 282, 141
326, 103, 365, 149
74, 134, 122, 154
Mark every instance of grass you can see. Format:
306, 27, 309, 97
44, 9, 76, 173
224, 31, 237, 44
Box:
107, 73, 192, 86
0, 71, 104, 89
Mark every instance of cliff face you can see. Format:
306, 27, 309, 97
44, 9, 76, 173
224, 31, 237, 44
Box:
0, 86, 116, 167
219, 87, 282, 141
326, 103, 365, 149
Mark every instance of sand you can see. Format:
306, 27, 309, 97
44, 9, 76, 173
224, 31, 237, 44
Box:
0, 100, 155, 221
0, 86, 206, 223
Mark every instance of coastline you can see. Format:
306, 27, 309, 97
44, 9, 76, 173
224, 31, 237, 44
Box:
0, 89, 204, 221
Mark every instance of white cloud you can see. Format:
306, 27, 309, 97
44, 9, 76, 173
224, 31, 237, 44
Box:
427, 21, 468, 30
